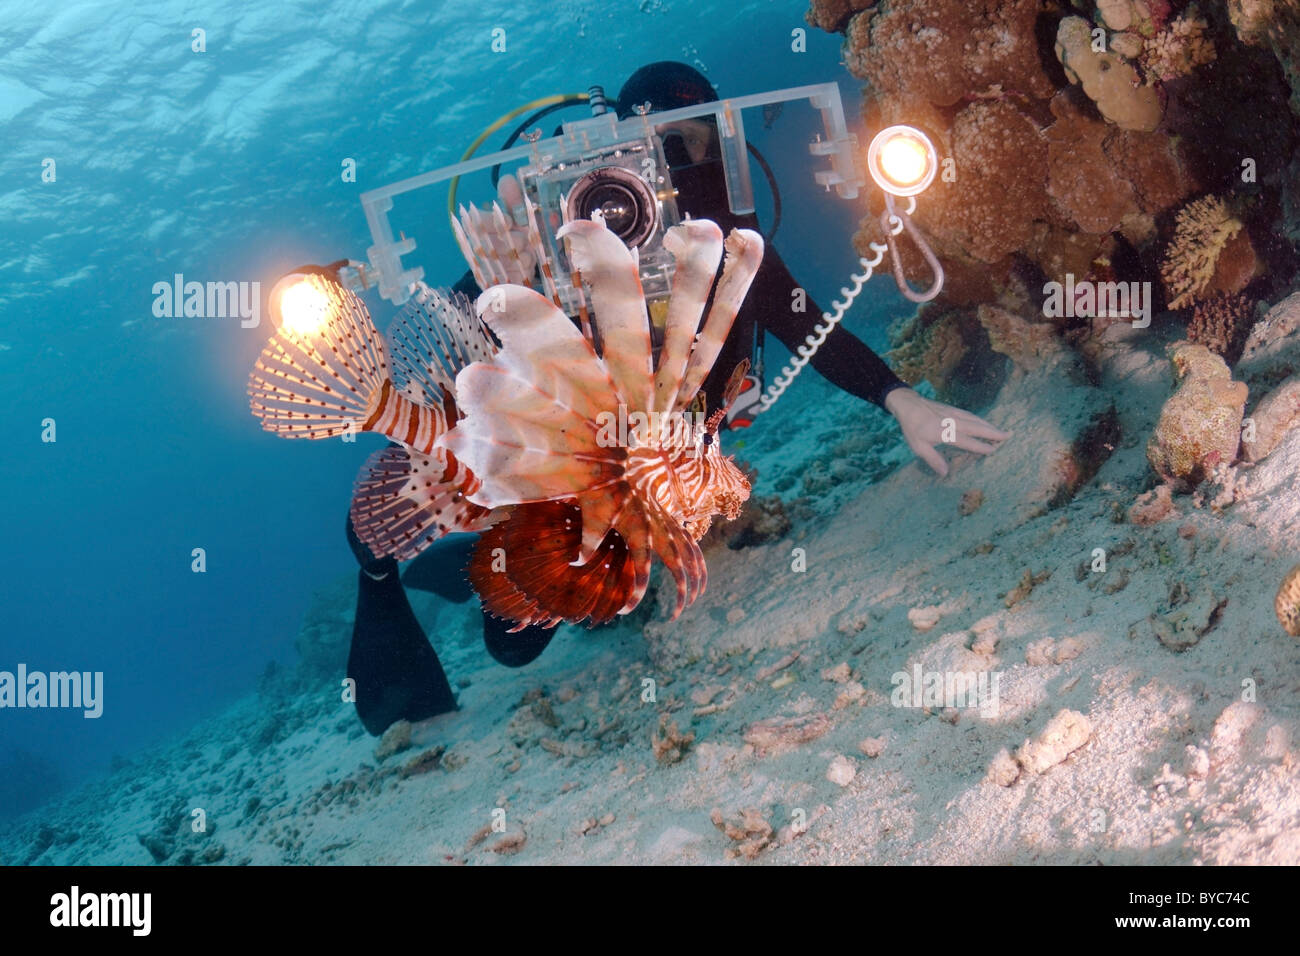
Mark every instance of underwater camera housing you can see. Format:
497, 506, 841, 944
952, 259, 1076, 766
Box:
349, 82, 867, 311
514, 117, 683, 313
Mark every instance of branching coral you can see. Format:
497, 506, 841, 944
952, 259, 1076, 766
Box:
1142, 6, 1216, 82
1188, 292, 1258, 364
1160, 196, 1255, 309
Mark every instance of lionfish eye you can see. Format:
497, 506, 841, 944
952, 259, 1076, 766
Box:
702, 433, 714, 445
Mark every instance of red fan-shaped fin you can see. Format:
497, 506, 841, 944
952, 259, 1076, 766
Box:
468, 501, 640, 629
469, 519, 561, 631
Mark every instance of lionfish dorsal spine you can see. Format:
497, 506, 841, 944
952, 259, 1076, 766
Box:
673, 228, 764, 411
653, 219, 724, 415
555, 217, 654, 413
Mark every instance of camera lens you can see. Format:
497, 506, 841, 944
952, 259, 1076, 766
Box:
566, 165, 658, 249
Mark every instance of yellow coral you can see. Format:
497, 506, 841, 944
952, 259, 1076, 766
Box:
1160, 196, 1244, 310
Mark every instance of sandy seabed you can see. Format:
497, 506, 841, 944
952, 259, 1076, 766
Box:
5, 317, 1299, 866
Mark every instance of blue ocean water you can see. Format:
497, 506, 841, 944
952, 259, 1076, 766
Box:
0, 0, 908, 819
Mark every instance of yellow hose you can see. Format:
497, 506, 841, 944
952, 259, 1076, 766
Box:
447, 93, 590, 219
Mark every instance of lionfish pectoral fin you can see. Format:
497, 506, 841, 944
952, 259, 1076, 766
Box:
388, 285, 496, 407
469, 502, 637, 628
247, 273, 393, 440
350, 445, 493, 562
443, 284, 625, 508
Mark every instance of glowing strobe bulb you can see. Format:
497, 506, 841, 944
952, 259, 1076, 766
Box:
270, 274, 331, 337
866, 125, 938, 197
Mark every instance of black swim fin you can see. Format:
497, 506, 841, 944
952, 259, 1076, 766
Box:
401, 534, 477, 603
480, 607, 558, 668
347, 559, 458, 736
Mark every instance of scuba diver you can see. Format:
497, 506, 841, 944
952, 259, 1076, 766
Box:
344, 61, 1009, 735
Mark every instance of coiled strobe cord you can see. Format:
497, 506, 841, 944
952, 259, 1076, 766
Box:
754, 197, 912, 416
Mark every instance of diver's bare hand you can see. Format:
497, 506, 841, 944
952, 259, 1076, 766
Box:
883, 386, 1011, 478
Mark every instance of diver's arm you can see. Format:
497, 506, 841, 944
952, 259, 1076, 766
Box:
753, 246, 909, 410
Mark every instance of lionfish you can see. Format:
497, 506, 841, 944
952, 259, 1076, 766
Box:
247, 207, 763, 629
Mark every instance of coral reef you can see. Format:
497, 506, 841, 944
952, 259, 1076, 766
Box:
1226, 0, 1300, 115
1147, 342, 1248, 486
804, 0, 875, 33
844, 0, 1054, 109
1142, 6, 1216, 82
977, 304, 1062, 371
1160, 196, 1256, 309
1188, 292, 1258, 364
823, 0, 1296, 323
884, 304, 1007, 406
1238, 292, 1300, 391
886, 306, 971, 393
1275, 564, 1300, 636
1056, 16, 1163, 131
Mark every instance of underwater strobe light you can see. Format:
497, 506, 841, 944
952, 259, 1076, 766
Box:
866, 125, 938, 198
269, 274, 331, 338
267, 261, 366, 339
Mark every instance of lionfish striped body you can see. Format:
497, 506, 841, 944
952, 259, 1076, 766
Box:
247, 207, 763, 630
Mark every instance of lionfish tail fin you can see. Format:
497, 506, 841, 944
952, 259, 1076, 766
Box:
247, 274, 391, 439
